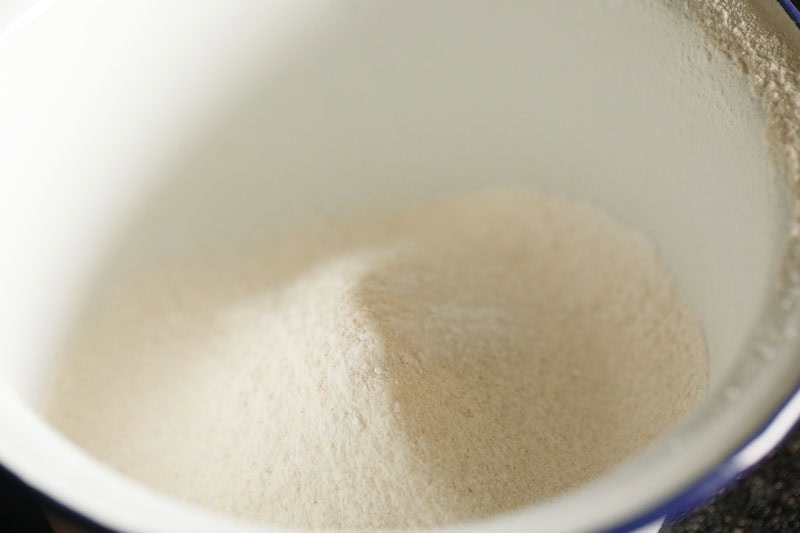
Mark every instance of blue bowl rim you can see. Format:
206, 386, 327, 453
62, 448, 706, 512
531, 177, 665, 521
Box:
778, 0, 800, 27
604, 384, 800, 532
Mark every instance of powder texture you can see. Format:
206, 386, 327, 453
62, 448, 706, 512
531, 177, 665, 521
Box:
671, 1, 800, 391
42, 190, 707, 529
675, 0, 800, 215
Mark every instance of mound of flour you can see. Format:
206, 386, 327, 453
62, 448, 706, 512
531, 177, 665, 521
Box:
43, 190, 707, 529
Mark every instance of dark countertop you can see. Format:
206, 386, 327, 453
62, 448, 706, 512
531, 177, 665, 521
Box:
662, 421, 800, 533
2, 423, 800, 532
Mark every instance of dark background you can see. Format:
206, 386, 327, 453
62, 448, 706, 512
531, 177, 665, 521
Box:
1, 421, 799, 532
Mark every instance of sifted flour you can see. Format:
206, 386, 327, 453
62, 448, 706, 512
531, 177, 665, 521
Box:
43, 190, 707, 529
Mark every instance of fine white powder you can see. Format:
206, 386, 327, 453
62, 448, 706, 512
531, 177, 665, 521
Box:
675, 0, 800, 232
43, 190, 707, 529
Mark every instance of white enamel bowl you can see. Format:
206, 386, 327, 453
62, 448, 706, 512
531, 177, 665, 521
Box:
1, 1, 800, 531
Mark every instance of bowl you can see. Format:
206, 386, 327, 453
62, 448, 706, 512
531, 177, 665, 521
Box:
1, 1, 800, 531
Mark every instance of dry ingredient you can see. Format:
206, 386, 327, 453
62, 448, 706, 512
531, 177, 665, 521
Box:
43, 190, 707, 529
673, 1, 800, 390
676, 0, 800, 209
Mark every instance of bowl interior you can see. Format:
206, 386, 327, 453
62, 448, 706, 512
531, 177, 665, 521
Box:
0, 1, 793, 531
90, 1, 786, 397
